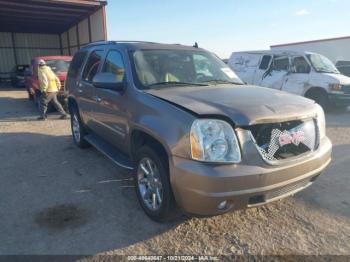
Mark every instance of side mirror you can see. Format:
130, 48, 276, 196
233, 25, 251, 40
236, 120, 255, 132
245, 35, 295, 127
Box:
92, 72, 125, 91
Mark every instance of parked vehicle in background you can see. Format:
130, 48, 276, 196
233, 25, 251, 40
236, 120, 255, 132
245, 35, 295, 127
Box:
25, 56, 72, 109
336, 61, 350, 77
66, 41, 332, 222
229, 50, 350, 109
11, 65, 30, 87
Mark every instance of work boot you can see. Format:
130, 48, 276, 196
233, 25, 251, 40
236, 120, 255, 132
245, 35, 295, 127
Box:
37, 116, 47, 121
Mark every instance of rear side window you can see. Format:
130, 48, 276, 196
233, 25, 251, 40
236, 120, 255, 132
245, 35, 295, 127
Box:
67, 52, 87, 79
259, 55, 272, 70
82, 50, 104, 82
102, 50, 125, 82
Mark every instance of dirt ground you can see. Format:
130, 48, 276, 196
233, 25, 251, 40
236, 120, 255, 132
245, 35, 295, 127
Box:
0, 87, 349, 257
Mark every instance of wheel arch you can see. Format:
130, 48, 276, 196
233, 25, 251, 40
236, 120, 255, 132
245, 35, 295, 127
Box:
67, 96, 78, 114
304, 86, 328, 97
130, 129, 170, 165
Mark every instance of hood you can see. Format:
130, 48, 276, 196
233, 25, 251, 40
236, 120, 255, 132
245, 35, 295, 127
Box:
146, 85, 317, 126
322, 73, 350, 85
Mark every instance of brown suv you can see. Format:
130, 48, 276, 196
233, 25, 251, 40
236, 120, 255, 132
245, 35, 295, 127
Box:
66, 41, 332, 221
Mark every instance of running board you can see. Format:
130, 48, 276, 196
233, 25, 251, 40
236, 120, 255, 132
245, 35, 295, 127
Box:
84, 134, 134, 170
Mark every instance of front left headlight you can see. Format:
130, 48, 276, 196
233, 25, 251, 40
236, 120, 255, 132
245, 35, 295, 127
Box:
190, 119, 241, 163
315, 104, 326, 139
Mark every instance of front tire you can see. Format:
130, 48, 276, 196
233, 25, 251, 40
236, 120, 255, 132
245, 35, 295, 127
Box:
135, 146, 177, 222
70, 107, 90, 148
305, 89, 329, 110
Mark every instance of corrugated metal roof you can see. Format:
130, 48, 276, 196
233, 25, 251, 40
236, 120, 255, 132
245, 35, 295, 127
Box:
0, 0, 107, 34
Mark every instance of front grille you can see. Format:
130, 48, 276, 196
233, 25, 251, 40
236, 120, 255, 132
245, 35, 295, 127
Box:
266, 180, 310, 200
60, 81, 65, 90
248, 179, 312, 206
249, 119, 318, 163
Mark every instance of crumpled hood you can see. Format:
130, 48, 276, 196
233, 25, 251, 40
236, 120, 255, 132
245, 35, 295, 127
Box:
146, 85, 317, 126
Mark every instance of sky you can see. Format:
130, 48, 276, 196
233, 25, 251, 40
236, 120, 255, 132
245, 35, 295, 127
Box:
106, 0, 350, 58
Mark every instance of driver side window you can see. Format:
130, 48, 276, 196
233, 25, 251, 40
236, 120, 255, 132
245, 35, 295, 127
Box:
82, 50, 104, 82
292, 56, 311, 74
102, 50, 125, 82
272, 57, 289, 71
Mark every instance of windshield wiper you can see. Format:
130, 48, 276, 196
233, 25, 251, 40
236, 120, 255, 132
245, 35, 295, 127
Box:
146, 81, 207, 88
200, 79, 244, 85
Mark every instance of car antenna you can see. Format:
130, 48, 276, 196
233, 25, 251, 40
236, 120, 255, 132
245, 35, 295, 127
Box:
193, 42, 199, 48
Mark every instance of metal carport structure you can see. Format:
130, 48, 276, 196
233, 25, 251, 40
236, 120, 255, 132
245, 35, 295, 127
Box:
0, 0, 107, 80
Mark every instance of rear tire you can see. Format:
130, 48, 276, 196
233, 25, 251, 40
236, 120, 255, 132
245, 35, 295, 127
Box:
70, 106, 90, 148
134, 146, 178, 222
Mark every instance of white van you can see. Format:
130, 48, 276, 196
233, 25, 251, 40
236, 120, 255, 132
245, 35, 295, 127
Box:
228, 50, 350, 108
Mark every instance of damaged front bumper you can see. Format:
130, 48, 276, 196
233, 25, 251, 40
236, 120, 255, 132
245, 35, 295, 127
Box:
328, 91, 350, 107
169, 133, 332, 216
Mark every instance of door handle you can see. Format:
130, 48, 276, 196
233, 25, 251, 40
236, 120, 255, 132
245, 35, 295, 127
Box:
77, 88, 83, 93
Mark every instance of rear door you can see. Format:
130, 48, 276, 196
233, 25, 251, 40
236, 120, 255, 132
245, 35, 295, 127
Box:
92, 48, 129, 153
229, 53, 261, 84
253, 55, 272, 85
260, 56, 290, 90
78, 48, 105, 130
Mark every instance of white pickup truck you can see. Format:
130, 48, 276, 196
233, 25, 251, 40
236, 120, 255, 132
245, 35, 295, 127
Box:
229, 50, 350, 109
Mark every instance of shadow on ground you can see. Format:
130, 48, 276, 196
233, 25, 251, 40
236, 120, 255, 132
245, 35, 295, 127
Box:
0, 132, 182, 255
296, 143, 350, 218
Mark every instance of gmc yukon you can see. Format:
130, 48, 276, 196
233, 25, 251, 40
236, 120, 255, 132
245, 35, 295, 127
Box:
66, 41, 332, 221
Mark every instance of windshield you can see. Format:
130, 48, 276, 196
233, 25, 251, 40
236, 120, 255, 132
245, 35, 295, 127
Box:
45, 60, 71, 73
132, 49, 244, 89
307, 54, 340, 74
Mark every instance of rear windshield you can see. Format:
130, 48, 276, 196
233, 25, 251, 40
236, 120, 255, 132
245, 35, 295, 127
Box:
45, 60, 72, 73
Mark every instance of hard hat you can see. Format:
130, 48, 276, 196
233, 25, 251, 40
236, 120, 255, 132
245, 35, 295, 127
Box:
38, 59, 46, 66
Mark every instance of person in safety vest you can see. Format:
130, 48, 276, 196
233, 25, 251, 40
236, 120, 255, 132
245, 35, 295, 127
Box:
37, 59, 68, 120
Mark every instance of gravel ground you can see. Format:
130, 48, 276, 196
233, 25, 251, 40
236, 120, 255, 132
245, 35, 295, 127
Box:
0, 87, 349, 258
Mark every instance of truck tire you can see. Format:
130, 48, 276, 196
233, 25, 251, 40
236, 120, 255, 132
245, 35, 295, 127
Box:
70, 106, 90, 148
135, 146, 177, 222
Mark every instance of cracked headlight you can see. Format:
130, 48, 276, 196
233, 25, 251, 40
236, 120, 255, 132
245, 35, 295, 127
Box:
190, 119, 241, 163
316, 104, 326, 139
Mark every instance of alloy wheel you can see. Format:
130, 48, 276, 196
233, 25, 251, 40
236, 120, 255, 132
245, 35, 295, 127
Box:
72, 114, 81, 143
137, 157, 163, 211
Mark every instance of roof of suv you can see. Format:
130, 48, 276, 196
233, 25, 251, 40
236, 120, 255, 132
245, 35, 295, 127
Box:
81, 41, 205, 52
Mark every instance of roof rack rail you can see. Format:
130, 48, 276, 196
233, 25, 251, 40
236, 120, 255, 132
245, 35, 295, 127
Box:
82, 41, 114, 48
114, 40, 160, 44
82, 40, 161, 48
